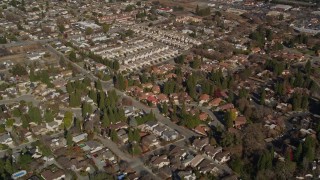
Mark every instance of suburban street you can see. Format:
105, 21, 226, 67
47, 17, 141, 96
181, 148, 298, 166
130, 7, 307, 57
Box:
95, 135, 160, 180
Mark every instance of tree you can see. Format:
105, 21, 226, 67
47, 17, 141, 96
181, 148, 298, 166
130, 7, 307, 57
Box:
44, 110, 54, 123
305, 60, 311, 75
63, 111, 73, 129
174, 55, 185, 64
85, 27, 93, 35
102, 112, 110, 127
131, 143, 142, 155
102, 23, 110, 33
66, 131, 73, 146
224, 111, 233, 128
69, 51, 77, 61
5, 119, 14, 127
82, 102, 92, 117
10, 64, 27, 76
229, 155, 243, 174
294, 143, 302, 163
110, 129, 118, 142
162, 103, 168, 115
190, 58, 201, 69
28, 106, 42, 124
260, 89, 266, 105
113, 61, 120, 71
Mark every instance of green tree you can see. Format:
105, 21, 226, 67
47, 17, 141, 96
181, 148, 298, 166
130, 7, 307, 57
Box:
44, 110, 54, 123
10, 64, 27, 76
102, 23, 110, 33
305, 60, 311, 75
66, 131, 73, 146
69, 51, 77, 61
110, 129, 118, 142
113, 61, 120, 71
63, 111, 73, 129
260, 89, 266, 105
294, 143, 302, 163
28, 106, 42, 124
85, 27, 93, 35
5, 119, 14, 127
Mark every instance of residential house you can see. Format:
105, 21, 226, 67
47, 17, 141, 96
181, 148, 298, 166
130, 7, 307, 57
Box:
117, 129, 129, 144
152, 85, 161, 94
208, 98, 222, 107
214, 151, 230, 164
141, 134, 160, 148
72, 133, 88, 143
218, 103, 234, 111
182, 154, 195, 168
203, 145, 222, 159
84, 141, 103, 154
192, 137, 209, 151
41, 169, 65, 180
143, 121, 159, 132
46, 121, 59, 132
178, 171, 196, 180
161, 130, 178, 141
234, 116, 247, 129
153, 125, 167, 136
197, 159, 219, 174
199, 94, 210, 105
190, 155, 204, 168
151, 155, 170, 168
199, 112, 209, 121
0, 133, 13, 145
169, 146, 187, 160
109, 122, 128, 131
157, 94, 169, 104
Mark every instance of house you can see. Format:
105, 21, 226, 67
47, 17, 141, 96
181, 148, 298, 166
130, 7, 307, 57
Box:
153, 125, 167, 136
169, 146, 187, 160
161, 130, 178, 141
84, 141, 103, 154
0, 133, 13, 145
141, 134, 160, 148
190, 155, 204, 168
158, 166, 172, 179
147, 95, 158, 105
31, 124, 49, 136
109, 122, 128, 131
218, 103, 234, 111
50, 138, 67, 151
208, 98, 222, 107
151, 155, 170, 168
152, 85, 161, 94
182, 154, 195, 168
72, 133, 88, 143
192, 137, 209, 151
199, 94, 210, 105
46, 121, 59, 132
214, 151, 230, 164
234, 116, 247, 129
197, 159, 219, 174
41, 169, 65, 180
157, 94, 169, 103
178, 170, 196, 180
194, 124, 210, 136
203, 145, 222, 159
199, 112, 209, 121
144, 121, 159, 132
117, 129, 129, 144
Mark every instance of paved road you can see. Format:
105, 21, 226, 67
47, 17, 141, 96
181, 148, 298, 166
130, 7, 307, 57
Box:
95, 135, 160, 180
0, 94, 40, 105
186, 103, 225, 130
114, 90, 198, 139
